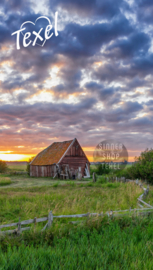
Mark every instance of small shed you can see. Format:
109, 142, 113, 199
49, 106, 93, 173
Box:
30, 138, 90, 179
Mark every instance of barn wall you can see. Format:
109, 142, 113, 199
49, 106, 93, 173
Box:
60, 156, 89, 176
58, 140, 87, 176
30, 165, 56, 177
60, 139, 90, 176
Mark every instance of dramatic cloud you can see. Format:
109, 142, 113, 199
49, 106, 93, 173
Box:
0, 0, 153, 161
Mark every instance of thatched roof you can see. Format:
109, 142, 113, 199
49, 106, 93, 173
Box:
31, 139, 74, 165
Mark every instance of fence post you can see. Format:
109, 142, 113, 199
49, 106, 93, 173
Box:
93, 172, 96, 182
48, 211, 53, 228
86, 212, 90, 223
17, 217, 21, 235
110, 210, 113, 219
34, 217, 37, 231
34, 217, 37, 225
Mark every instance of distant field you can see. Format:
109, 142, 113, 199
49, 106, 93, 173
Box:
7, 164, 27, 171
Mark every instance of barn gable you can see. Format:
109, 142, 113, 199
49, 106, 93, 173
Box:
60, 139, 89, 174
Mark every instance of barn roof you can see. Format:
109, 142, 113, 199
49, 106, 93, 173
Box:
30, 139, 74, 166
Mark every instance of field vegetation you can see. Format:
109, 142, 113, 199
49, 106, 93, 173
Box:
0, 182, 142, 227
7, 164, 27, 172
1, 159, 153, 269
1, 217, 153, 269
0, 177, 11, 186
0, 160, 7, 173
91, 149, 153, 183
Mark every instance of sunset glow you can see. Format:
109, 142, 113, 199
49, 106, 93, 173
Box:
0, 154, 33, 162
0, 147, 138, 162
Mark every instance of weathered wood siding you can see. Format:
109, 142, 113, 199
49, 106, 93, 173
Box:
60, 139, 90, 176
30, 165, 56, 177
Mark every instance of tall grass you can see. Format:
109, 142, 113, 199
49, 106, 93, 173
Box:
143, 185, 153, 206
0, 183, 142, 227
0, 182, 152, 269
1, 217, 153, 269
0, 177, 11, 186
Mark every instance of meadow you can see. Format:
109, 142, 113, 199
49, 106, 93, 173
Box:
0, 181, 142, 226
7, 164, 27, 172
0, 177, 11, 186
0, 164, 153, 269
1, 217, 153, 269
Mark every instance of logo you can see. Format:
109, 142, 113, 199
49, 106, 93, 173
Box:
93, 140, 128, 170
11, 12, 58, 50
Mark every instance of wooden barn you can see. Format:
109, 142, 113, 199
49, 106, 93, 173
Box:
30, 138, 90, 179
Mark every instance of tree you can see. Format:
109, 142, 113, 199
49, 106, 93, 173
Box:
0, 160, 7, 173
26, 157, 35, 176
127, 148, 153, 183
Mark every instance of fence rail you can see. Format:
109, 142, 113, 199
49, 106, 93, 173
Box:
0, 179, 152, 235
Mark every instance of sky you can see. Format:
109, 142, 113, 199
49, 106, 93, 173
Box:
0, 0, 153, 161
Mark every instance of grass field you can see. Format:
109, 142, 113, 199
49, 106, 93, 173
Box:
0, 174, 90, 188
0, 182, 142, 226
0, 164, 152, 270
0, 177, 11, 186
7, 164, 27, 172
1, 217, 153, 269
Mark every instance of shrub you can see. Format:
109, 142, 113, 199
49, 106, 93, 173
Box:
97, 175, 107, 184
0, 160, 7, 173
90, 165, 98, 175
114, 168, 131, 179
96, 164, 111, 175
126, 148, 153, 183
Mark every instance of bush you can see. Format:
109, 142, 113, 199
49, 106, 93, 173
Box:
96, 164, 111, 175
90, 165, 98, 175
114, 168, 131, 179
97, 175, 107, 184
0, 160, 7, 173
127, 148, 153, 183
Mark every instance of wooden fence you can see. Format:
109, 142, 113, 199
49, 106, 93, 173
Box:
0, 179, 152, 235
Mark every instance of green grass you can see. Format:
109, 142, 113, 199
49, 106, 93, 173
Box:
0, 174, 90, 188
143, 185, 153, 206
7, 164, 27, 172
0, 182, 142, 227
1, 217, 153, 269
0, 177, 11, 186
0, 179, 151, 270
